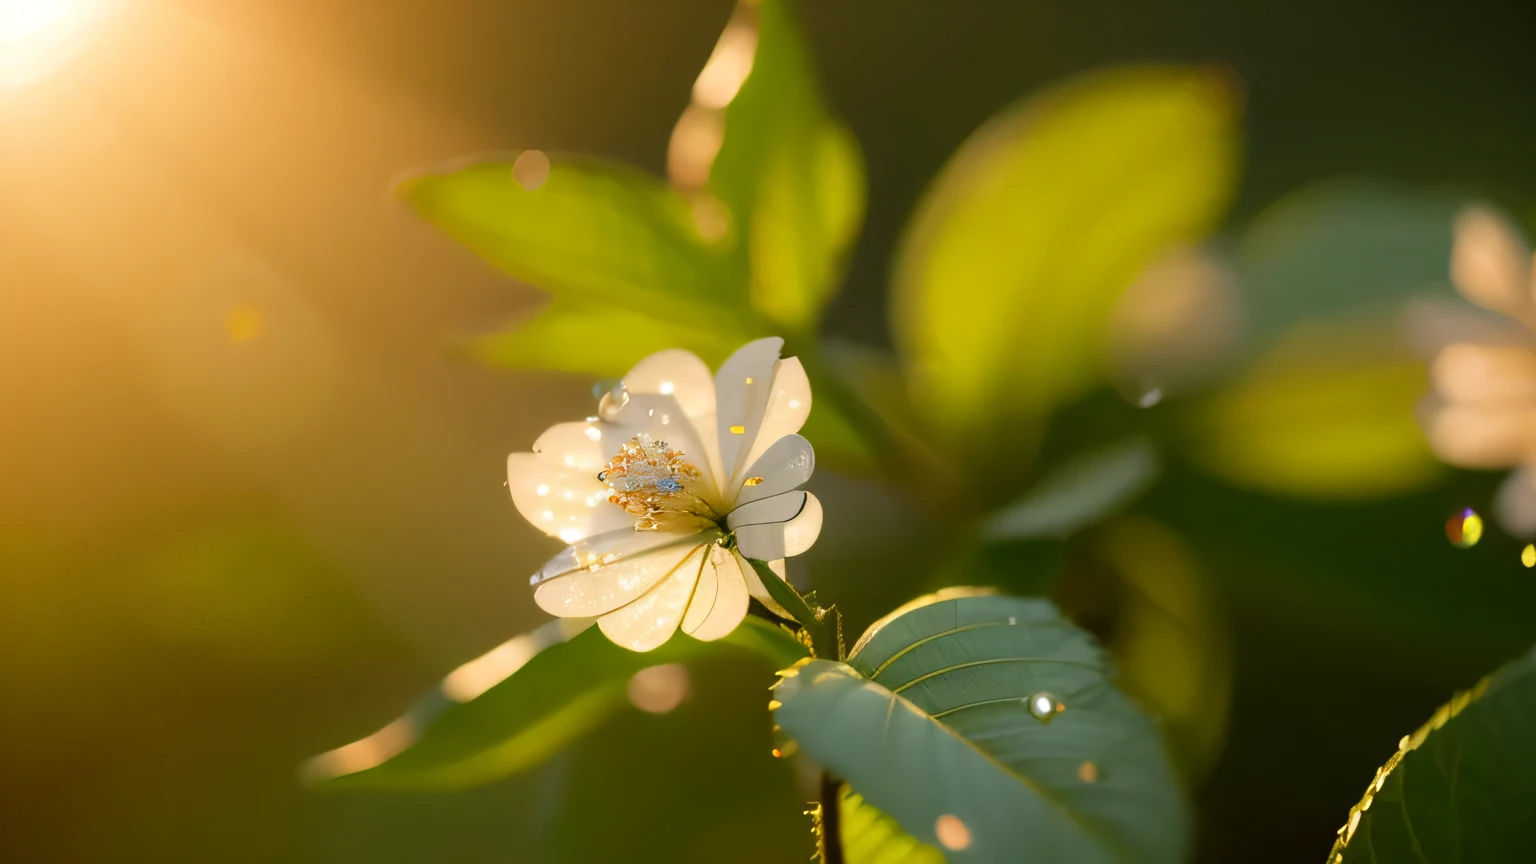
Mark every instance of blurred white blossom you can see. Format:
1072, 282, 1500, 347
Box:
1415, 206, 1536, 535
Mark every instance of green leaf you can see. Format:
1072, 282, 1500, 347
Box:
1234, 181, 1467, 353
1181, 320, 1441, 500
707, 0, 866, 331
840, 788, 947, 864
398, 153, 742, 314
466, 299, 749, 377
1326, 645, 1536, 863
773, 589, 1187, 863
981, 437, 1160, 541
892, 65, 1239, 452
306, 616, 805, 791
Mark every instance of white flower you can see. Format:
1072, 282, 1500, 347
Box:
507, 338, 822, 651
1415, 206, 1536, 534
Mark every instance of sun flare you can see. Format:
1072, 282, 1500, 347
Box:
0, 0, 114, 91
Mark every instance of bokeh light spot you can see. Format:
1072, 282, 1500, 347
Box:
934, 814, 972, 851
1446, 508, 1483, 549
512, 149, 551, 191
627, 663, 690, 714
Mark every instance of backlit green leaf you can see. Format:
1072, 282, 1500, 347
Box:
467, 299, 749, 377
398, 153, 742, 313
707, 0, 865, 331
773, 589, 1187, 863
1182, 320, 1441, 499
892, 65, 1239, 454
840, 788, 947, 864
307, 616, 804, 791
1326, 645, 1536, 863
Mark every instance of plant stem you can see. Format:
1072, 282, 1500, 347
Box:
819, 772, 846, 864
747, 558, 839, 660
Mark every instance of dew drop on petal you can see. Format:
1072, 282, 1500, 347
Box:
1446, 508, 1483, 548
1027, 691, 1061, 721
1523, 544, 1535, 568
512, 149, 551, 191
934, 814, 972, 851
535, 484, 549, 496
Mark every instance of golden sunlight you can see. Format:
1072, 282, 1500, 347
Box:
0, 0, 115, 90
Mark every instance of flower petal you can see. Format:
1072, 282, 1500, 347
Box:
532, 529, 718, 617
1418, 396, 1536, 468
622, 349, 716, 418
532, 420, 613, 472
733, 434, 815, 507
597, 545, 709, 652
1451, 206, 1533, 317
733, 492, 823, 559
727, 490, 810, 529
714, 337, 785, 486
731, 358, 811, 493
681, 545, 750, 641
508, 452, 631, 542
1497, 464, 1536, 537
738, 552, 792, 619
1431, 343, 1536, 405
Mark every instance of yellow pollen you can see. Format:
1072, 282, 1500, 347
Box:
729, 425, 745, 434
743, 476, 765, 486
597, 433, 710, 530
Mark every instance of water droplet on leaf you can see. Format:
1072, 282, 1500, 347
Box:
1027, 691, 1061, 721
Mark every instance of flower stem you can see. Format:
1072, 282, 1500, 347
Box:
747, 557, 840, 660
819, 772, 846, 864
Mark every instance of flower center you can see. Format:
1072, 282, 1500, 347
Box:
598, 433, 716, 531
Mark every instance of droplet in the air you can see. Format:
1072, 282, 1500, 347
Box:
1137, 387, 1164, 408
1027, 691, 1061, 721
1446, 508, 1483, 548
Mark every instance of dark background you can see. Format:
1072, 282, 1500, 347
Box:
3, 1, 1535, 861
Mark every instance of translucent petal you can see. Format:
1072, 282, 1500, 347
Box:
508, 452, 631, 542
732, 433, 815, 507
1418, 396, 1536, 468
738, 551, 792, 619
731, 358, 811, 490
727, 490, 809, 529
622, 349, 716, 418
682, 545, 750, 641
532, 530, 715, 618
532, 420, 614, 472
1401, 297, 1533, 359
734, 492, 823, 559
1451, 206, 1532, 316
1431, 343, 1536, 405
1497, 464, 1536, 537
597, 546, 707, 652
714, 337, 784, 486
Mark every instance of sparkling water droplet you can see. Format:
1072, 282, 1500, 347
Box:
1523, 544, 1535, 568
1446, 508, 1483, 548
597, 382, 630, 421
1027, 691, 1060, 721
1137, 387, 1164, 408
